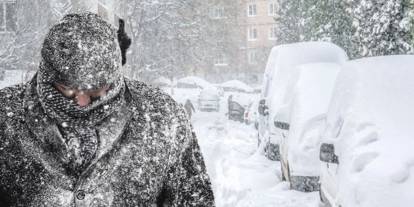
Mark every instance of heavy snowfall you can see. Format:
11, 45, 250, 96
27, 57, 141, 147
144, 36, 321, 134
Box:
1, 0, 414, 207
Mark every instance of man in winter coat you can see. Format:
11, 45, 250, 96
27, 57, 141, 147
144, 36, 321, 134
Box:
0, 13, 215, 207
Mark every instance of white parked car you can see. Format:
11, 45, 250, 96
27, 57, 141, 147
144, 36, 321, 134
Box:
152, 76, 172, 88
258, 42, 348, 161
198, 87, 220, 112
319, 55, 414, 207
278, 63, 341, 192
227, 93, 253, 122
176, 76, 212, 89
220, 80, 254, 93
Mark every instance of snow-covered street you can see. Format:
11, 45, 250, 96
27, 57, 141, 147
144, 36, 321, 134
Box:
192, 111, 319, 207
2, 0, 414, 206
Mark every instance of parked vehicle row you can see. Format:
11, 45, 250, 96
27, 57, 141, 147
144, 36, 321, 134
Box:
159, 75, 260, 117
259, 41, 414, 206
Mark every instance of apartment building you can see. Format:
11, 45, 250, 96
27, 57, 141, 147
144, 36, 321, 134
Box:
205, 0, 278, 84
238, 0, 278, 83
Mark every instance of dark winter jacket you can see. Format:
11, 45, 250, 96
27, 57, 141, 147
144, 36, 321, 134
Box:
0, 78, 215, 207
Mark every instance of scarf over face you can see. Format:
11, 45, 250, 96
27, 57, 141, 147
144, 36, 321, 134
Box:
36, 13, 125, 176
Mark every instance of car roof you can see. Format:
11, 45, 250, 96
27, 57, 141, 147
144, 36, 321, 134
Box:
177, 76, 212, 88
262, 41, 347, 97
329, 55, 414, 137
220, 80, 253, 93
264, 42, 347, 117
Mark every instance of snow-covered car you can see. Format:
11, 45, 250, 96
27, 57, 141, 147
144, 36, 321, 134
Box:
258, 42, 348, 161
228, 101, 245, 122
152, 76, 172, 88
278, 63, 340, 192
228, 93, 254, 122
319, 55, 414, 207
198, 87, 220, 112
176, 76, 212, 89
220, 80, 254, 93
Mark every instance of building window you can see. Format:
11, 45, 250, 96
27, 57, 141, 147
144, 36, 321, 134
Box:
214, 53, 228, 66
248, 27, 258, 41
0, 1, 17, 33
247, 4, 257, 17
210, 6, 225, 19
269, 26, 277, 40
248, 50, 258, 65
268, 2, 278, 16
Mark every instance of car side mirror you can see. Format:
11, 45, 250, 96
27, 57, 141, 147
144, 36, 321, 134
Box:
320, 143, 339, 164
274, 120, 290, 130
258, 99, 268, 116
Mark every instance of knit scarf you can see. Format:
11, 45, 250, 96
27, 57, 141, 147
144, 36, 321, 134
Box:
36, 61, 126, 176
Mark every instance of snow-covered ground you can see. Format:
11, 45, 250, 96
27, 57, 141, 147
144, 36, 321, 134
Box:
191, 110, 319, 207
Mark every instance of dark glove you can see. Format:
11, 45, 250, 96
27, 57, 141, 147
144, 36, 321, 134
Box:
117, 19, 132, 65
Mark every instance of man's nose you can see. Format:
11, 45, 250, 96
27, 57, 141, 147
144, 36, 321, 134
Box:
75, 91, 91, 107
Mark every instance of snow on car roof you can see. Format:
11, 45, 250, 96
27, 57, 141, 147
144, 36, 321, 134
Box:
230, 92, 256, 107
177, 76, 211, 88
153, 76, 172, 85
262, 41, 348, 98
332, 55, 414, 141
220, 80, 253, 93
265, 42, 348, 119
326, 55, 414, 207
200, 86, 220, 95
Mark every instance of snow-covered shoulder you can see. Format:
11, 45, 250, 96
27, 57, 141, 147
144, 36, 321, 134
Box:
0, 84, 26, 124
125, 78, 194, 148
